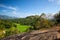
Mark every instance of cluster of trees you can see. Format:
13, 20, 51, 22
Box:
10, 11, 60, 30
10, 13, 54, 30
0, 20, 16, 29
54, 11, 60, 26
0, 19, 19, 38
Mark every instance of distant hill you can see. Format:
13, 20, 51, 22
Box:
0, 15, 16, 19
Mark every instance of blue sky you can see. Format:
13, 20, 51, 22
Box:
0, 0, 60, 17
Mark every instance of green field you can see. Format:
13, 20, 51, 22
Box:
16, 24, 31, 33
0, 24, 31, 38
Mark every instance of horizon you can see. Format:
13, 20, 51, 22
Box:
0, 0, 60, 18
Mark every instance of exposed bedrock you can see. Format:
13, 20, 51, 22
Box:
1, 30, 60, 40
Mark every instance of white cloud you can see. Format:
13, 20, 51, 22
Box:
57, 0, 60, 5
48, 0, 60, 5
2, 10, 7, 12
12, 11, 17, 15
48, 0, 54, 2
0, 4, 17, 11
0, 4, 17, 15
8, 6, 17, 11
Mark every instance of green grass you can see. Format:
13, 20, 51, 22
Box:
16, 24, 31, 33
0, 23, 31, 38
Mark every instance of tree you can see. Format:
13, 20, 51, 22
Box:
54, 11, 60, 24
34, 13, 53, 30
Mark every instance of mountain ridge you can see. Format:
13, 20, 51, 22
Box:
0, 15, 17, 19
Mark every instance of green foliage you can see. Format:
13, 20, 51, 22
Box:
10, 15, 39, 25
0, 13, 58, 38
54, 11, 60, 24
16, 24, 31, 33
0, 19, 18, 38
9, 14, 54, 30
0, 30, 5, 38
34, 18, 52, 30
0, 19, 31, 38
5, 27, 19, 37
33, 13, 53, 30
0, 20, 17, 29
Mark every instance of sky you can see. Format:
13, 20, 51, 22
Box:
0, 0, 60, 18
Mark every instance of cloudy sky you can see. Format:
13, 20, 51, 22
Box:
0, 0, 60, 17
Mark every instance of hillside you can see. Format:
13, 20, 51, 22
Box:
0, 15, 16, 19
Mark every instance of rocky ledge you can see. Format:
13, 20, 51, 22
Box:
1, 29, 60, 40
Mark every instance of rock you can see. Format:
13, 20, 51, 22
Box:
0, 30, 59, 40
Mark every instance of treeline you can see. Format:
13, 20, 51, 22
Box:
0, 19, 16, 29
10, 11, 60, 30
10, 14, 54, 30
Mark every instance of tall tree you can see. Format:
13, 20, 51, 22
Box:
54, 11, 60, 24
34, 13, 52, 30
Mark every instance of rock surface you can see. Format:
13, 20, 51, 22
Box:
1, 30, 60, 40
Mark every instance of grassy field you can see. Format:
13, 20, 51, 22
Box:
16, 24, 31, 33
0, 24, 31, 38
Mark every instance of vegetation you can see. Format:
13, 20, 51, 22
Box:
0, 11, 60, 38
16, 24, 31, 32
54, 11, 60, 25
0, 19, 31, 38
